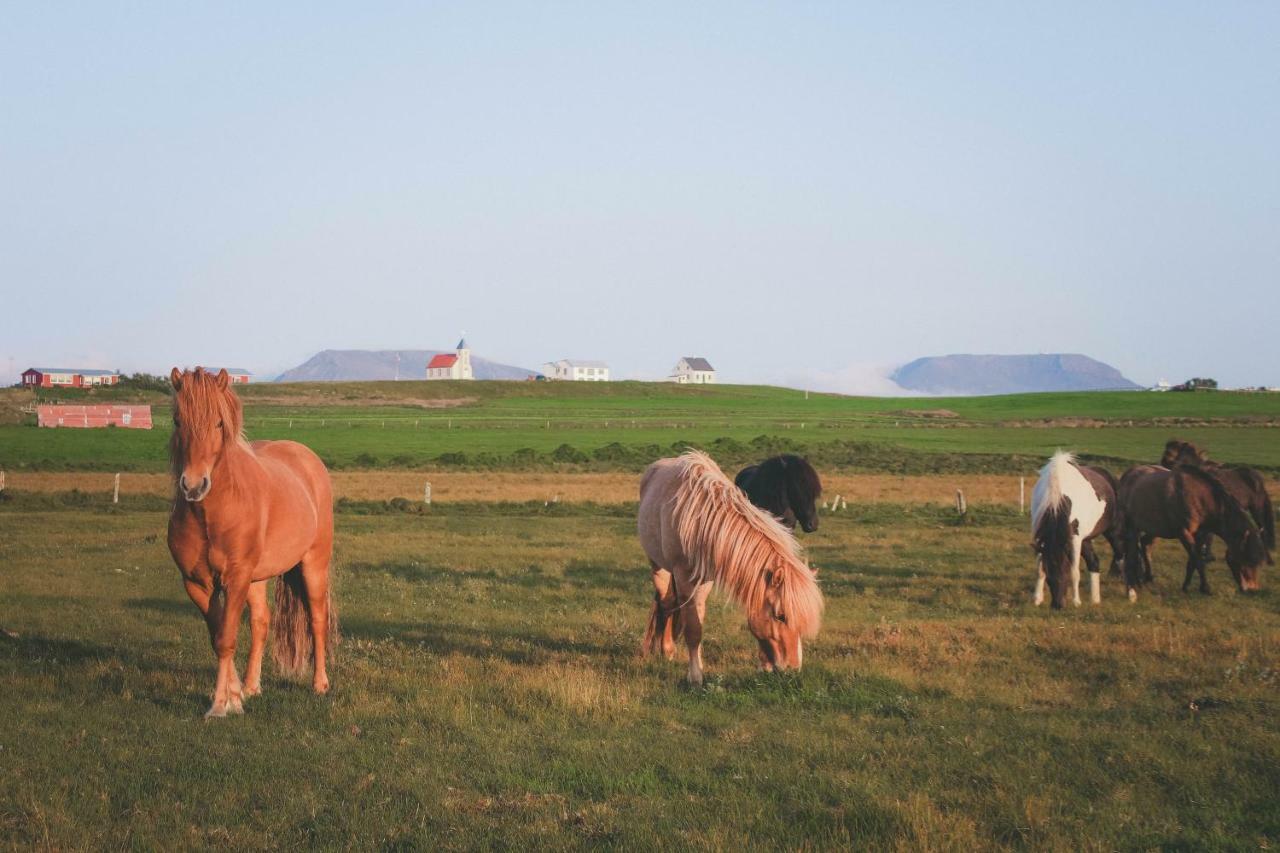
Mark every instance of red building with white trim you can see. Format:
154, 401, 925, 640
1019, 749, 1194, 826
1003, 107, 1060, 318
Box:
22, 368, 121, 388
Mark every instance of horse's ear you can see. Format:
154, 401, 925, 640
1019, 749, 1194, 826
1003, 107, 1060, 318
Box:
215, 369, 230, 390
169, 367, 182, 390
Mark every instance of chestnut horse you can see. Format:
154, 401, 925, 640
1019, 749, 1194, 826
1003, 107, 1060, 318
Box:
1118, 464, 1267, 600
1160, 439, 1275, 558
167, 367, 336, 717
734, 454, 823, 533
639, 450, 823, 684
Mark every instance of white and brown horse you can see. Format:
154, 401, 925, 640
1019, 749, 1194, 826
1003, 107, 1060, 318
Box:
1030, 451, 1123, 608
638, 450, 823, 684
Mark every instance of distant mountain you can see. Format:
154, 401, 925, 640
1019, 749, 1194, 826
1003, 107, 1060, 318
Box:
274, 350, 537, 382
890, 354, 1141, 395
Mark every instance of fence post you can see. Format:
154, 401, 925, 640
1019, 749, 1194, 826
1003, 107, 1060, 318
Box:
1020, 477, 1025, 515
424, 482, 432, 505
0, 470, 5, 492
955, 489, 967, 516
113, 473, 121, 504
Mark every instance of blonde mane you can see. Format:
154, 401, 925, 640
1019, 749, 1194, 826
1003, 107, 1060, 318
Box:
168, 367, 250, 483
672, 450, 823, 637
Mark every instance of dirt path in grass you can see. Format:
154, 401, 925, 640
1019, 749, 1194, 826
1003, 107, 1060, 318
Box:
0, 470, 1128, 506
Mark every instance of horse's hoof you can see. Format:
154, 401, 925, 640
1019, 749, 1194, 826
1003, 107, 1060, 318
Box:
205, 704, 228, 719
1127, 588, 1138, 603
1200, 587, 1212, 596
243, 684, 262, 698
312, 680, 330, 695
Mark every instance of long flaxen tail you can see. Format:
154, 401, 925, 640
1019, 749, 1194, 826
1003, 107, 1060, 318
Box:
271, 565, 339, 678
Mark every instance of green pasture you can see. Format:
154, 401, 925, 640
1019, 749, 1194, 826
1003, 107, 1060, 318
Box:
2, 383, 1278, 473
2, 498, 1278, 848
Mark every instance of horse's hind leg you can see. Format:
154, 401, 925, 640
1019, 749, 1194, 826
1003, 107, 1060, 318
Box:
1033, 557, 1046, 606
1177, 530, 1209, 594
242, 580, 269, 698
643, 564, 680, 659
300, 550, 333, 694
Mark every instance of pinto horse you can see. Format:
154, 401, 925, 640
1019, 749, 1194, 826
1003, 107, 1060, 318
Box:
1030, 451, 1123, 608
1119, 464, 1268, 600
734, 454, 823, 532
167, 367, 336, 717
639, 451, 823, 684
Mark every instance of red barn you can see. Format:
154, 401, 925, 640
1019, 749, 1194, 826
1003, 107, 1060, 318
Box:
37, 405, 153, 429
22, 368, 121, 388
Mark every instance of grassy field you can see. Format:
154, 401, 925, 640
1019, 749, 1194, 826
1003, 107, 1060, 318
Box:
2, 496, 1278, 849
3, 382, 1279, 473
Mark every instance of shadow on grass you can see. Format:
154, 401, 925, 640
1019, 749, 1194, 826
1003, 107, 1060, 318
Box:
342, 615, 624, 665
124, 596, 192, 615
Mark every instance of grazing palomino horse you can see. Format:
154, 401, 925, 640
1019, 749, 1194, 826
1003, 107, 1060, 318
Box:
1160, 439, 1275, 559
639, 450, 823, 684
1118, 464, 1267, 600
167, 367, 336, 717
734, 454, 824, 533
1030, 451, 1122, 608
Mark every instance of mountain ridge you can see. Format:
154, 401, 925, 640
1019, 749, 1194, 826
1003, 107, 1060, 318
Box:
890, 353, 1140, 395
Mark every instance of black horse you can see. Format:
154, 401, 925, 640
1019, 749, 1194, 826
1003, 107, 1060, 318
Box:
734, 455, 823, 533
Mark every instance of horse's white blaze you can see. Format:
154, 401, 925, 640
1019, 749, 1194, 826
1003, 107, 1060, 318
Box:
1031, 451, 1109, 604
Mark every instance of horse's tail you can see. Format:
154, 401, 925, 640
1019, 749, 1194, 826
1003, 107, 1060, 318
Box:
641, 590, 682, 656
271, 565, 338, 677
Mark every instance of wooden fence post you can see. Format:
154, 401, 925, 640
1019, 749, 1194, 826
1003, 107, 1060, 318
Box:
955, 489, 967, 516
424, 482, 432, 505
113, 473, 121, 504
1020, 477, 1025, 515
0, 470, 6, 492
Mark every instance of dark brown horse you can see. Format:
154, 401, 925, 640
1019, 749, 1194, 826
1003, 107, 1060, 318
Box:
734, 455, 823, 533
1118, 464, 1268, 600
1160, 439, 1275, 557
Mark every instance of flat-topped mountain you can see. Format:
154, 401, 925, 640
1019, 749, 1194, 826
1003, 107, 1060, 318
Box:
891, 353, 1140, 395
275, 350, 536, 382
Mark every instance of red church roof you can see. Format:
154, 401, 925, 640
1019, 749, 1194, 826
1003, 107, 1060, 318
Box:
427, 354, 458, 369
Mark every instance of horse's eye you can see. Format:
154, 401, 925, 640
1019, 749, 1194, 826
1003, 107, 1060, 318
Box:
775, 612, 787, 624
217, 420, 224, 429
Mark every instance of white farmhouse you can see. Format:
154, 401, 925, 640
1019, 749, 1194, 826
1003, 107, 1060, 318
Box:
669, 357, 716, 384
542, 360, 610, 381
426, 338, 474, 380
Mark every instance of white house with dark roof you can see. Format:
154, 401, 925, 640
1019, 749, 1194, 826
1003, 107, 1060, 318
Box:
542, 359, 610, 381
426, 338, 473, 380
669, 357, 716, 384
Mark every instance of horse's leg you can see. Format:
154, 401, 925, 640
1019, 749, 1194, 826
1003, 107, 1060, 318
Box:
643, 564, 679, 659
678, 579, 713, 685
1104, 528, 1123, 578
208, 578, 249, 718
1070, 538, 1084, 607
1176, 530, 1208, 594
300, 549, 332, 695
1140, 535, 1155, 583
242, 580, 270, 698
1033, 556, 1046, 606
1082, 539, 1102, 605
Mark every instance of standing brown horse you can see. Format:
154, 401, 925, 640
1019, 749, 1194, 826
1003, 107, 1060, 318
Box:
1118, 464, 1267, 600
639, 451, 823, 684
167, 367, 336, 717
1160, 439, 1275, 558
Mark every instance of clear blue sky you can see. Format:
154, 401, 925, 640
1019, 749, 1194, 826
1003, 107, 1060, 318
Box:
2, 3, 1276, 391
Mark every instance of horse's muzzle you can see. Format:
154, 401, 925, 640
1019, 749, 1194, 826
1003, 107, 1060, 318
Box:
181, 475, 211, 502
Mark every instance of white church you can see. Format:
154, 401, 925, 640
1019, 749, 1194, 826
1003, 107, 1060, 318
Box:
426, 338, 474, 380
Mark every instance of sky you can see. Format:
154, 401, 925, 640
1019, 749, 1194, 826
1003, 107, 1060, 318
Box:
2, 3, 1277, 392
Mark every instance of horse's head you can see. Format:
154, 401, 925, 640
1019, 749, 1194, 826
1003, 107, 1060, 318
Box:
1224, 512, 1268, 592
746, 561, 820, 671
751, 455, 822, 533
1161, 439, 1206, 469
1031, 504, 1077, 609
169, 367, 242, 502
